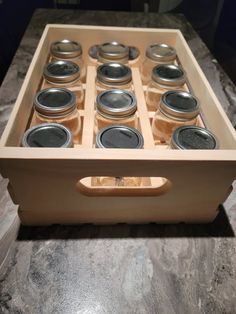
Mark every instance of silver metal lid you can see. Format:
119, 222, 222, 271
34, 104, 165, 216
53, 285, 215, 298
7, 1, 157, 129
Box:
146, 43, 176, 62
96, 125, 144, 149
89, 45, 139, 61
22, 123, 73, 148
97, 63, 132, 85
171, 126, 218, 149
34, 88, 76, 117
96, 89, 137, 119
152, 64, 186, 87
98, 42, 129, 61
50, 39, 82, 59
43, 60, 80, 84
160, 91, 200, 121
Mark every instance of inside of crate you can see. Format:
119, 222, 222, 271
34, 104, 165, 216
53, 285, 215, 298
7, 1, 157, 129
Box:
2, 25, 236, 155
24, 28, 206, 150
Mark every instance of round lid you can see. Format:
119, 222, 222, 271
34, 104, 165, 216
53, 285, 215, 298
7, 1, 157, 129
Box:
146, 43, 176, 62
50, 39, 82, 59
98, 42, 129, 61
152, 64, 186, 87
89, 45, 140, 61
43, 60, 80, 84
96, 89, 137, 119
96, 125, 144, 149
160, 91, 200, 120
34, 88, 76, 117
171, 126, 218, 149
22, 123, 73, 148
97, 63, 132, 85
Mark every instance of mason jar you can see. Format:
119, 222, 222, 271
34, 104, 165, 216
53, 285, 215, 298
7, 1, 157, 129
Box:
146, 64, 186, 111
43, 60, 84, 109
94, 125, 144, 187
152, 90, 200, 144
96, 63, 133, 94
94, 89, 138, 133
140, 43, 176, 85
89, 44, 140, 67
34, 87, 81, 144
22, 123, 73, 148
170, 126, 218, 149
97, 41, 129, 65
50, 39, 86, 82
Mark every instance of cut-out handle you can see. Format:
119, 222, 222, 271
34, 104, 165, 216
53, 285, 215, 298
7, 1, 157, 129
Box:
77, 177, 172, 197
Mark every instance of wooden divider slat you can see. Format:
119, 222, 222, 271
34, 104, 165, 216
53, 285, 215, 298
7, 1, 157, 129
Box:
81, 66, 96, 148
131, 68, 155, 149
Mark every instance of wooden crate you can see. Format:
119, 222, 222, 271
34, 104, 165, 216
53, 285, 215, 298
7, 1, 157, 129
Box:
0, 24, 236, 225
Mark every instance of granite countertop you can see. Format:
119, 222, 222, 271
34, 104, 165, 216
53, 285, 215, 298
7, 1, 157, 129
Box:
0, 9, 236, 314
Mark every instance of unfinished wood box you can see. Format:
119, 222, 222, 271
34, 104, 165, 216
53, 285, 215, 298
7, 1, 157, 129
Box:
0, 24, 236, 225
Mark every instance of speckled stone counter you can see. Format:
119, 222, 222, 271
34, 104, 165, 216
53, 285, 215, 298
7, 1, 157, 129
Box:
0, 9, 236, 314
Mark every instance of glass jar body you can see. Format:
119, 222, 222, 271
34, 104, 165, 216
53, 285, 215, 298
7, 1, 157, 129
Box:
146, 80, 185, 111
34, 108, 81, 144
152, 110, 198, 144
97, 56, 129, 66
51, 55, 86, 82
43, 78, 84, 109
140, 58, 174, 85
92, 176, 142, 187
95, 79, 133, 95
94, 112, 139, 134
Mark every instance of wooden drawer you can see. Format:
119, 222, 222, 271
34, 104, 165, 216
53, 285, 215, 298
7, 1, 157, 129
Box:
0, 24, 236, 225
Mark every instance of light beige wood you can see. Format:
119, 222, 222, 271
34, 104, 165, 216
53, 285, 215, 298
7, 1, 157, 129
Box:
0, 156, 234, 224
0, 24, 236, 225
81, 66, 96, 148
131, 67, 155, 148
175, 31, 236, 148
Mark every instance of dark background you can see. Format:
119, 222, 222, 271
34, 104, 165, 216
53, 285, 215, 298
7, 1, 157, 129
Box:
0, 0, 235, 85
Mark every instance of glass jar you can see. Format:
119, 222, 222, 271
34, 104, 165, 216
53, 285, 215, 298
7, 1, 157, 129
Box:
97, 41, 129, 65
152, 90, 200, 144
50, 39, 86, 82
96, 63, 133, 95
22, 123, 73, 148
94, 125, 144, 187
34, 87, 81, 144
146, 64, 186, 111
89, 44, 140, 67
170, 126, 218, 149
94, 89, 138, 133
43, 60, 84, 109
140, 43, 176, 85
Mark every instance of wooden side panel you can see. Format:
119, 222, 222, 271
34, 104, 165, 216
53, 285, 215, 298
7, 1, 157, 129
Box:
175, 31, 236, 149
1, 157, 235, 224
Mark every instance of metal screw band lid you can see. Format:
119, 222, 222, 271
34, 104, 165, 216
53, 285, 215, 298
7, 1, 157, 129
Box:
96, 125, 144, 149
160, 91, 200, 121
50, 39, 82, 59
97, 63, 132, 85
34, 88, 76, 118
171, 126, 218, 149
89, 45, 139, 61
152, 64, 186, 87
146, 43, 176, 62
43, 60, 80, 84
22, 123, 73, 148
96, 89, 137, 119
98, 42, 129, 61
